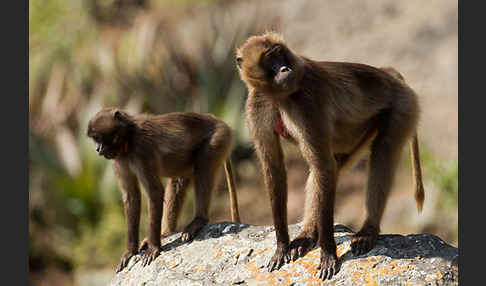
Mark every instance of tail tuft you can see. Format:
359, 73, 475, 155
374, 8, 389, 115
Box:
414, 183, 425, 213
410, 134, 425, 213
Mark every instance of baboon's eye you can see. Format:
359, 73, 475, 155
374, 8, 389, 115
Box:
236, 57, 243, 68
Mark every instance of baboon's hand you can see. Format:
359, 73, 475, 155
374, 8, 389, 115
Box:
141, 244, 161, 267
139, 237, 149, 252
116, 249, 138, 273
140, 234, 169, 251
289, 235, 316, 261
267, 243, 290, 272
317, 250, 338, 281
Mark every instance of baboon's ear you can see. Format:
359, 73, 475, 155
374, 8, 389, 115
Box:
236, 56, 243, 69
114, 110, 122, 121
114, 110, 131, 126
235, 48, 243, 69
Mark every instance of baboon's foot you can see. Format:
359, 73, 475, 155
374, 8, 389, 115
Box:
351, 225, 379, 256
289, 230, 317, 261
181, 216, 208, 242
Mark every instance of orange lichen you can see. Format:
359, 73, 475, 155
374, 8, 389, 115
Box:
193, 266, 205, 271
306, 249, 320, 258
426, 275, 435, 281
360, 260, 378, 268
246, 247, 357, 285
212, 245, 223, 258
246, 261, 260, 273
215, 249, 223, 258
243, 247, 437, 285
346, 256, 421, 285
363, 271, 379, 286
336, 245, 349, 257
253, 248, 270, 257
436, 270, 443, 280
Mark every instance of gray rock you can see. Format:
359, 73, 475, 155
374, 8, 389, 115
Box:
109, 223, 458, 285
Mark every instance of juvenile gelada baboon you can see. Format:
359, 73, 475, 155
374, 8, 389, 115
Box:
87, 108, 240, 272
236, 32, 424, 280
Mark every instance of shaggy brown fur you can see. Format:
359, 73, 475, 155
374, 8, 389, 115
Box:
236, 32, 424, 280
87, 108, 240, 272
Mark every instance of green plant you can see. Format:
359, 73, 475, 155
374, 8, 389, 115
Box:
421, 149, 458, 210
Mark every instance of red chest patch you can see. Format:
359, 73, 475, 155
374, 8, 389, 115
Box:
274, 112, 293, 140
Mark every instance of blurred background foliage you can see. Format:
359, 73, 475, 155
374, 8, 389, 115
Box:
29, 0, 457, 285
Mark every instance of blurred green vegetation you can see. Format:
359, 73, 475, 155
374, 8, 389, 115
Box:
421, 149, 458, 210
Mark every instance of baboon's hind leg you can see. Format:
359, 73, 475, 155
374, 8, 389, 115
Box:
352, 104, 417, 255
139, 177, 191, 251
181, 126, 231, 242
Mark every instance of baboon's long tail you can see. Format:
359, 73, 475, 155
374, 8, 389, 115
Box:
381, 66, 425, 212
410, 133, 425, 212
224, 159, 241, 222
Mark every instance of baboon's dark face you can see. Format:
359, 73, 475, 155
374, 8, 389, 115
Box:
260, 44, 297, 90
86, 108, 130, 160
236, 33, 300, 95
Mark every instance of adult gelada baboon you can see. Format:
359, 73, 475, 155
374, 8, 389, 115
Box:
236, 32, 424, 280
87, 108, 240, 272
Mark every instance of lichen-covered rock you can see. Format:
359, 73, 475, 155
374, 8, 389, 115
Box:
109, 223, 458, 285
